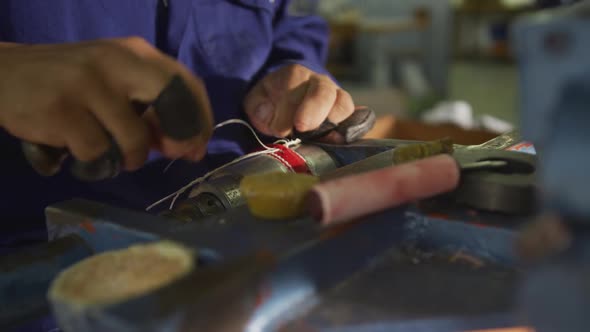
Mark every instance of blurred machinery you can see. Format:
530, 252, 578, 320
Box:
323, 0, 451, 103
514, 0, 590, 219
513, 2, 590, 331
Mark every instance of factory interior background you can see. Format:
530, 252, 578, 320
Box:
315, 0, 529, 136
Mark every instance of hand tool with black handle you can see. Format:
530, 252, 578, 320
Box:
21, 75, 206, 181
293, 106, 377, 143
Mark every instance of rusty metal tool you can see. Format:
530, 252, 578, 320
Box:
321, 138, 454, 181
161, 107, 380, 221
451, 148, 537, 215
318, 132, 537, 215
392, 137, 454, 164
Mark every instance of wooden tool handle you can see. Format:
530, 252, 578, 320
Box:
309, 154, 460, 226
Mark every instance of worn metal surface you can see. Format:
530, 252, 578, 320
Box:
322, 136, 538, 215
278, 210, 522, 331
51, 253, 276, 332
0, 235, 93, 330
6, 132, 537, 331
452, 149, 538, 215
291, 247, 519, 326
172, 140, 405, 222
321, 138, 453, 181
459, 130, 522, 151
27, 198, 525, 331
279, 316, 518, 332
295, 144, 340, 176
0, 194, 528, 332
320, 149, 395, 181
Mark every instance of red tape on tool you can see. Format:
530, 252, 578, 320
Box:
262, 144, 311, 174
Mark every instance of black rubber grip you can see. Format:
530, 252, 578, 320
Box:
293, 121, 337, 141
335, 107, 377, 143
22, 75, 205, 181
153, 75, 205, 140
293, 107, 376, 144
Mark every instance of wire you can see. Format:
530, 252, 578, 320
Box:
146, 119, 300, 211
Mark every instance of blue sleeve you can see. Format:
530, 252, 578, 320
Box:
262, 0, 330, 76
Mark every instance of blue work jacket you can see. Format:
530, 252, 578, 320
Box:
0, 0, 329, 250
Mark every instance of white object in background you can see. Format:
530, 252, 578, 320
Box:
421, 100, 515, 134
477, 114, 515, 134
421, 100, 475, 130
399, 60, 432, 99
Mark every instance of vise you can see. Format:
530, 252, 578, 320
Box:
1, 131, 539, 332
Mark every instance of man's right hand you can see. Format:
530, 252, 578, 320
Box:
0, 37, 213, 171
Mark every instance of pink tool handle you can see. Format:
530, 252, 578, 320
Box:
309, 154, 461, 226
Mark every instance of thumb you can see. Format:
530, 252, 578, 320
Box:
244, 82, 276, 136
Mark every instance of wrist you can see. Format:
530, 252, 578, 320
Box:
264, 59, 328, 76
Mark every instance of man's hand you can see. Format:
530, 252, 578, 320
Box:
0, 37, 213, 171
244, 64, 354, 141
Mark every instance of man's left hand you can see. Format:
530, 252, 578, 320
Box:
244, 64, 354, 140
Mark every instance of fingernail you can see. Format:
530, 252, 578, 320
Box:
255, 102, 274, 125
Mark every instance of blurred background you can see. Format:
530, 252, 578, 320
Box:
296, 0, 552, 143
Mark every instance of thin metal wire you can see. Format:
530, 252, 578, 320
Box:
146, 119, 302, 211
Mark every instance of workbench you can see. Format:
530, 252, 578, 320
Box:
3, 195, 527, 332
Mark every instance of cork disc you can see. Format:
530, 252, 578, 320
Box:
240, 172, 319, 220
49, 241, 194, 308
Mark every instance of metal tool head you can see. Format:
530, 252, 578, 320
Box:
452, 149, 538, 215
294, 107, 376, 144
